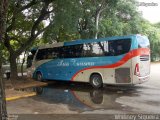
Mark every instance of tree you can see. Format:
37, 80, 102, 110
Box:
43, 0, 82, 42
43, 0, 119, 40
44, 0, 143, 41
99, 0, 142, 37
76, 0, 119, 39
4, 0, 54, 80
154, 22, 160, 28
0, 0, 8, 119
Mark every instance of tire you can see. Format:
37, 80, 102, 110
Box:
36, 72, 43, 81
90, 74, 103, 89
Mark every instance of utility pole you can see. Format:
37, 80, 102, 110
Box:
0, 0, 8, 119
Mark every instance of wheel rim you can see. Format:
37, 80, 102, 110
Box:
92, 77, 100, 86
37, 74, 42, 81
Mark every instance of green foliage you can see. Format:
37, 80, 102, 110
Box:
99, 0, 142, 37
0, 44, 9, 64
154, 22, 160, 28
43, 0, 81, 42
43, 0, 143, 40
140, 20, 160, 61
43, 0, 120, 40
7, 0, 46, 52
3, 0, 160, 64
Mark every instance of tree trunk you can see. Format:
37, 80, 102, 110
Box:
21, 51, 27, 77
9, 53, 18, 80
0, 0, 8, 119
0, 56, 7, 119
95, 12, 100, 39
94, 0, 107, 39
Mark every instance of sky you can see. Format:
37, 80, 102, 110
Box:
137, 0, 160, 23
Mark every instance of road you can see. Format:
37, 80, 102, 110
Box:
6, 63, 160, 119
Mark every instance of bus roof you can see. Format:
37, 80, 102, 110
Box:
63, 34, 141, 46
35, 34, 146, 49
38, 42, 64, 49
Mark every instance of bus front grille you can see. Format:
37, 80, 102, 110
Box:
115, 68, 131, 83
140, 55, 149, 61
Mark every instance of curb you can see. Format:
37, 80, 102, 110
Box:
6, 92, 37, 101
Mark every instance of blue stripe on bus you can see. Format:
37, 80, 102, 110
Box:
33, 54, 125, 81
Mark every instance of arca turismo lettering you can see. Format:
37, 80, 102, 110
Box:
57, 60, 95, 66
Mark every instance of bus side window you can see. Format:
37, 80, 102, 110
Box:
108, 39, 131, 56
82, 43, 92, 57
116, 45, 123, 55
108, 46, 115, 56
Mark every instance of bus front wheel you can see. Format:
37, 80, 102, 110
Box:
36, 72, 43, 81
90, 74, 103, 89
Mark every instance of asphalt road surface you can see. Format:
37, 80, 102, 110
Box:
7, 63, 160, 120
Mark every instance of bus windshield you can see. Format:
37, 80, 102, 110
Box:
138, 36, 150, 48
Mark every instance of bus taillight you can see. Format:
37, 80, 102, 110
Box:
134, 63, 140, 76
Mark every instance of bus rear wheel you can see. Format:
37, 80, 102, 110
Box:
36, 72, 43, 81
90, 74, 103, 89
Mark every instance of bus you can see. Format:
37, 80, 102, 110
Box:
26, 34, 150, 88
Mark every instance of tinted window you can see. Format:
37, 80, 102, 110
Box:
35, 39, 131, 60
82, 39, 131, 57
82, 42, 108, 57
59, 45, 83, 58
108, 39, 131, 56
36, 48, 57, 60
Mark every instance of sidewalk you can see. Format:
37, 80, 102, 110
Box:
6, 89, 36, 101
151, 61, 160, 64
5, 77, 48, 101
